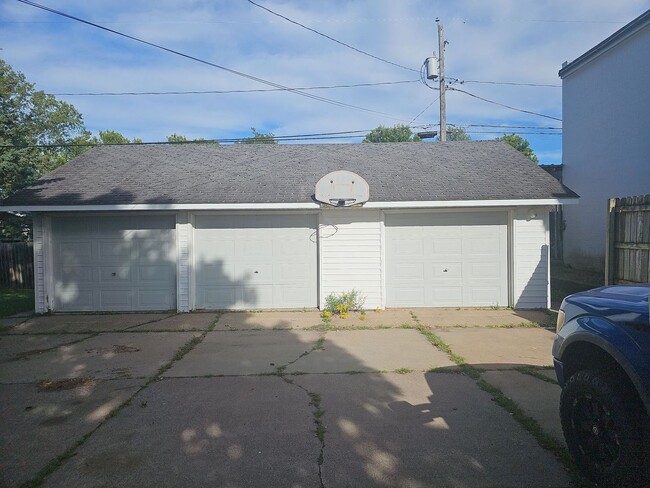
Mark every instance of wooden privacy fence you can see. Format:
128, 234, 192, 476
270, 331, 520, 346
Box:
606, 194, 650, 284
0, 242, 34, 288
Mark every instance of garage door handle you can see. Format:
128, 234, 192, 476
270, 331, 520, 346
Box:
254, 271, 259, 274
443, 268, 448, 272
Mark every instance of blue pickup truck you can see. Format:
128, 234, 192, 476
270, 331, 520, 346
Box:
553, 284, 650, 487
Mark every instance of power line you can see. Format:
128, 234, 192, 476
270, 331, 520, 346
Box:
0, 122, 567, 149
245, 0, 419, 73
451, 79, 561, 88
410, 95, 440, 125
448, 87, 562, 121
15, 0, 410, 123
43, 80, 420, 97
450, 123, 561, 130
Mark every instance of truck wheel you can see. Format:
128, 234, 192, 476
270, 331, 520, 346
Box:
560, 369, 649, 487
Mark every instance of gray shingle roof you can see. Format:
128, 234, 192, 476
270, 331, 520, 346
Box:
2, 141, 578, 206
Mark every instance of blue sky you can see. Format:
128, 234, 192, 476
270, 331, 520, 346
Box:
1, 0, 647, 164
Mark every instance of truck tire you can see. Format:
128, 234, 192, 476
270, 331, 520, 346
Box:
560, 368, 649, 487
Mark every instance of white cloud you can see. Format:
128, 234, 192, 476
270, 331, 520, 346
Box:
0, 0, 646, 162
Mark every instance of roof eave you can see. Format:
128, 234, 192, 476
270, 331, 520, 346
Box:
559, 9, 650, 79
0, 197, 579, 213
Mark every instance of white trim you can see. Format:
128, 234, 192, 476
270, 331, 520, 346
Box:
1, 198, 578, 213
380, 210, 386, 309
189, 212, 196, 312
317, 213, 323, 310
364, 199, 577, 209
43, 215, 53, 312
507, 209, 514, 308
545, 210, 551, 309
2, 203, 321, 212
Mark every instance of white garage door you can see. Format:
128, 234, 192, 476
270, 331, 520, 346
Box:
386, 212, 508, 307
52, 215, 177, 312
194, 214, 317, 309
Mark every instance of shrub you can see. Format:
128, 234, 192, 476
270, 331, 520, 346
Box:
324, 289, 366, 315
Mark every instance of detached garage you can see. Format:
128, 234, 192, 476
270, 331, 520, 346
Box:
0, 141, 578, 313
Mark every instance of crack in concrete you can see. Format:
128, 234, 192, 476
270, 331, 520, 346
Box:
7, 333, 100, 362
22, 317, 219, 487
271, 334, 327, 488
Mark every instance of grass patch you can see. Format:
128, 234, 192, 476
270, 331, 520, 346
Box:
475, 379, 591, 487
24, 430, 96, 487
0, 287, 34, 318
394, 368, 414, 374
514, 366, 558, 385
408, 309, 589, 483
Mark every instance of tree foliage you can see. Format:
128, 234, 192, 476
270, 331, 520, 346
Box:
167, 133, 188, 143
496, 133, 539, 163
438, 126, 471, 141
363, 124, 420, 143
1, 59, 91, 202
96, 130, 142, 144
1, 59, 93, 240
238, 127, 277, 144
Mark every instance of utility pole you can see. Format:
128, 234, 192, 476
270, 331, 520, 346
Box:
437, 18, 447, 141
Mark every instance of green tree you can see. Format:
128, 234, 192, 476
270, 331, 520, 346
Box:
238, 127, 277, 144
438, 126, 471, 141
496, 133, 539, 163
167, 133, 188, 143
1, 59, 91, 239
166, 133, 214, 144
363, 124, 420, 143
96, 130, 142, 144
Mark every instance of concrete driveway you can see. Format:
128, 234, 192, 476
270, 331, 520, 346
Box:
0, 309, 574, 487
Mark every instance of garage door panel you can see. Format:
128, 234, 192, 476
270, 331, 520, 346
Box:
276, 262, 311, 282
430, 237, 462, 255
432, 286, 462, 305
391, 238, 425, 257
240, 263, 273, 284
274, 285, 313, 308
391, 287, 426, 307
59, 242, 93, 264
393, 263, 425, 281
139, 265, 172, 283
99, 266, 131, 282
239, 239, 272, 258
198, 263, 236, 284
55, 285, 93, 309
465, 237, 500, 255
465, 261, 501, 279
138, 290, 174, 308
60, 266, 93, 282
52, 216, 176, 312
194, 214, 317, 309
198, 286, 237, 309
429, 262, 461, 279
386, 212, 508, 308
99, 290, 132, 309
98, 240, 131, 261
137, 239, 174, 261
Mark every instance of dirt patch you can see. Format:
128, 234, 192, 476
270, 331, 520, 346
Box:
37, 377, 97, 392
111, 368, 132, 378
11, 348, 51, 361
112, 345, 141, 354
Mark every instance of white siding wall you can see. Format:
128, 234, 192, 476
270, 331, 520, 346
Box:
512, 208, 550, 309
176, 211, 192, 312
319, 209, 382, 309
562, 23, 650, 271
32, 214, 48, 314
